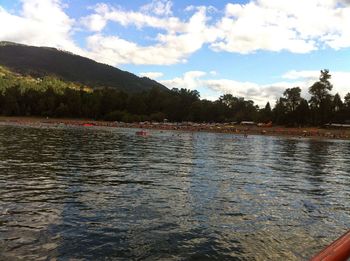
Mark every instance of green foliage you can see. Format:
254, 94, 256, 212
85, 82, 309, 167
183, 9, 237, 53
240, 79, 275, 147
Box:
258, 102, 272, 123
333, 93, 343, 112
0, 69, 259, 123
0, 42, 167, 93
218, 94, 258, 122
308, 69, 334, 124
309, 69, 333, 109
272, 70, 349, 126
273, 98, 288, 125
343, 93, 350, 107
0, 66, 348, 126
309, 69, 333, 124
283, 87, 302, 113
276, 87, 305, 126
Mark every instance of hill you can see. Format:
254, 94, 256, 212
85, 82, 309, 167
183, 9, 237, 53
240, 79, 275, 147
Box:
0, 65, 92, 94
0, 42, 168, 92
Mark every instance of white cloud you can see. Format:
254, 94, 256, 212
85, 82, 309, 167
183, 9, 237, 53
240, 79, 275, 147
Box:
282, 70, 350, 99
1, 0, 350, 68
81, 3, 185, 33
160, 70, 350, 107
202, 79, 290, 105
81, 13, 107, 32
159, 70, 285, 105
211, 0, 350, 53
0, 0, 84, 55
160, 70, 292, 105
85, 33, 201, 65
160, 71, 206, 90
80, 0, 350, 65
282, 70, 320, 80
140, 0, 173, 16
83, 5, 217, 65
2, 1, 213, 66
0, 0, 208, 66
139, 72, 164, 79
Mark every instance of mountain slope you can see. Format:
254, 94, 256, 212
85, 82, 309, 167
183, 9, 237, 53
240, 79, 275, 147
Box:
0, 42, 168, 93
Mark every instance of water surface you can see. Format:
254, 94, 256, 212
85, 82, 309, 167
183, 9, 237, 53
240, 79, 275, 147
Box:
0, 124, 349, 260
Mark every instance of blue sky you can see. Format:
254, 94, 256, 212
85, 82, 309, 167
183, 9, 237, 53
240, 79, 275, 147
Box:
0, 0, 350, 106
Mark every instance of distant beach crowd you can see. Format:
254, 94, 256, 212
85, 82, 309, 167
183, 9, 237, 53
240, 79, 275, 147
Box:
1, 117, 349, 140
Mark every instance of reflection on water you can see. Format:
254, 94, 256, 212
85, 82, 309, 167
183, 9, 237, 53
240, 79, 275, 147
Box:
0, 125, 349, 260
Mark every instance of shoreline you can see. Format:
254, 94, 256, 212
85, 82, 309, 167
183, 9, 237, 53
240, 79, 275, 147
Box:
1, 116, 349, 140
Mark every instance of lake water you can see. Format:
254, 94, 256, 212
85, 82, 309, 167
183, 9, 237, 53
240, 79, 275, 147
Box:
0, 124, 349, 260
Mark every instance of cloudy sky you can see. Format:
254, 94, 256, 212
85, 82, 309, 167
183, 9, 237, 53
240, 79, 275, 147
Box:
1, 0, 350, 106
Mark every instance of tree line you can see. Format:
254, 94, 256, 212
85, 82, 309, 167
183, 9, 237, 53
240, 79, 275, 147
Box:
0, 69, 349, 125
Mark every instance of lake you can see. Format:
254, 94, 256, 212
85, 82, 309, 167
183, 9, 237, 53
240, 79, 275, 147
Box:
0, 124, 349, 260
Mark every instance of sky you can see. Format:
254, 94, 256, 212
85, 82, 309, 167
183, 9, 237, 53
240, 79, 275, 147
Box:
0, 0, 350, 107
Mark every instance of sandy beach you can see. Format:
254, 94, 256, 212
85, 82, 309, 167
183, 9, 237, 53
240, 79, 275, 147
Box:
1, 116, 349, 140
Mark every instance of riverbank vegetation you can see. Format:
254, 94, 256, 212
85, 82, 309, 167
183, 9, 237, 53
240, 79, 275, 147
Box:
0, 66, 349, 126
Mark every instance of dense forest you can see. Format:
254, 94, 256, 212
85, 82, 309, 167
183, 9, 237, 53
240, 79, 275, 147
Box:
0, 42, 167, 92
0, 66, 349, 126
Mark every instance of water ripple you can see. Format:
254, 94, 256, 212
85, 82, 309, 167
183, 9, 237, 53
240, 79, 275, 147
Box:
0, 125, 349, 260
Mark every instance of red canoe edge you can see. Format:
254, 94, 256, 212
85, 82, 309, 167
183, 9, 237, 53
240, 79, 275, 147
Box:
310, 230, 350, 261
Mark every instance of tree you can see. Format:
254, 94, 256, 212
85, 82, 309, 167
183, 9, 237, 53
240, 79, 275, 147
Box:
127, 94, 147, 115
341, 93, 350, 123
63, 88, 82, 117
309, 69, 334, 124
333, 93, 343, 112
55, 103, 70, 117
344, 93, 350, 108
309, 69, 333, 109
166, 88, 200, 121
273, 98, 287, 124
145, 87, 166, 114
331, 93, 346, 123
0, 65, 344, 126
264, 102, 272, 113
258, 102, 272, 123
2, 85, 21, 116
295, 99, 310, 126
283, 87, 302, 113
219, 94, 235, 107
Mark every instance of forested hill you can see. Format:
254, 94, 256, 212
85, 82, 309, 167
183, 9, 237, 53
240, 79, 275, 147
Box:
0, 42, 168, 92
